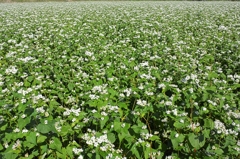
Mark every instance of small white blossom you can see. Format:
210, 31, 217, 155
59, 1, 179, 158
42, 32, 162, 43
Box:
175, 133, 179, 138
21, 114, 26, 119
85, 51, 94, 56
137, 99, 148, 107
13, 128, 20, 133
180, 119, 184, 123
12, 140, 21, 150
22, 129, 28, 133
73, 148, 83, 155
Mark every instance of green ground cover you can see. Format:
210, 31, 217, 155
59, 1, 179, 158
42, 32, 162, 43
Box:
0, 1, 240, 158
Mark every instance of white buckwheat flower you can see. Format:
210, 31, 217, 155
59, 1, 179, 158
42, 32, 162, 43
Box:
5, 65, 18, 75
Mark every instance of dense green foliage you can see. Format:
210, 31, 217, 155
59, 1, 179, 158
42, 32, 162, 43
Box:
0, 2, 240, 159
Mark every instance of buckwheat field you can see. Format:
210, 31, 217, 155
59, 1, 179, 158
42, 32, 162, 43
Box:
0, 1, 240, 159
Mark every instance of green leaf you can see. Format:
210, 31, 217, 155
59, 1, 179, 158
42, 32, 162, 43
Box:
24, 80, 31, 87
0, 143, 4, 151
149, 135, 160, 141
131, 125, 142, 134
188, 133, 205, 150
205, 86, 217, 94
60, 124, 72, 136
40, 145, 48, 153
108, 88, 117, 96
87, 153, 93, 158
215, 148, 224, 155
49, 100, 60, 107
171, 138, 179, 150
118, 133, 126, 143
96, 154, 101, 159
17, 103, 27, 113
202, 92, 209, 101
37, 135, 47, 144
31, 150, 39, 157
37, 121, 56, 134
144, 146, 151, 159
113, 121, 122, 133
3, 153, 18, 159
124, 135, 135, 144
26, 132, 37, 145
204, 119, 214, 129
87, 100, 97, 107
97, 100, 108, 107
66, 146, 74, 158
37, 123, 51, 134
100, 116, 109, 129
18, 116, 31, 129
170, 131, 185, 150
56, 151, 65, 159
118, 102, 128, 109
49, 137, 62, 153
107, 133, 116, 143
208, 72, 218, 79
203, 129, 210, 138
27, 76, 34, 82
68, 83, 74, 91
23, 141, 35, 149
224, 135, 236, 147
131, 144, 141, 159
174, 121, 185, 129
0, 123, 8, 131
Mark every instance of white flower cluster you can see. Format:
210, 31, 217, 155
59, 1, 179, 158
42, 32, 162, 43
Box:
12, 139, 21, 150
149, 152, 162, 159
141, 132, 153, 140
54, 121, 62, 132
72, 147, 83, 155
66, 96, 76, 104
63, 107, 81, 116
6, 51, 17, 58
207, 100, 217, 106
100, 104, 119, 113
13, 128, 20, 133
32, 94, 47, 104
91, 84, 108, 94
0, 115, 4, 124
106, 153, 126, 159
136, 99, 149, 107
5, 65, 18, 75
82, 133, 115, 152
166, 108, 178, 116
227, 110, 240, 119
17, 88, 33, 96
123, 88, 132, 97
182, 74, 198, 84
17, 56, 38, 63
213, 120, 238, 135
140, 73, 155, 80
85, 51, 94, 56
218, 25, 228, 31
187, 122, 200, 130
131, 110, 140, 116
227, 74, 240, 83
214, 119, 227, 134
36, 106, 45, 114
89, 94, 99, 100
0, 74, 4, 86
